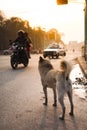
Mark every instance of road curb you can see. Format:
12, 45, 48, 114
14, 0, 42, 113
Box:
77, 56, 87, 79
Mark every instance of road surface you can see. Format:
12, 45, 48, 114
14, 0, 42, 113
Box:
0, 51, 87, 130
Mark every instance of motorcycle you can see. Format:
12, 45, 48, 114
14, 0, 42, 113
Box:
10, 42, 29, 69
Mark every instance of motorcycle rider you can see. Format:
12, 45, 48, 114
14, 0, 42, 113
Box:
12, 30, 28, 62
14, 30, 32, 56
14, 30, 26, 45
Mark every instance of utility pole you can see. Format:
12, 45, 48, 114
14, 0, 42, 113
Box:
85, 0, 87, 60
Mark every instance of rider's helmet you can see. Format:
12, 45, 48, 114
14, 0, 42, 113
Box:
18, 30, 24, 37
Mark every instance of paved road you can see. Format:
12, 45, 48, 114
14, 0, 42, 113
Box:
0, 52, 87, 130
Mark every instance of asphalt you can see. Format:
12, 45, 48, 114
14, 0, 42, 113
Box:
77, 56, 87, 79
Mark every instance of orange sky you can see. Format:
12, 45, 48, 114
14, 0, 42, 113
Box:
0, 0, 85, 43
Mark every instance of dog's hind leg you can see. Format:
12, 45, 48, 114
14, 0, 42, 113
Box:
43, 87, 48, 105
58, 95, 65, 120
53, 88, 57, 107
67, 90, 74, 116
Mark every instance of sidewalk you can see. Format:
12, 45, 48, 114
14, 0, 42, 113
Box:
77, 56, 87, 78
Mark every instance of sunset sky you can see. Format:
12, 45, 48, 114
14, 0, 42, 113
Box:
0, 0, 85, 43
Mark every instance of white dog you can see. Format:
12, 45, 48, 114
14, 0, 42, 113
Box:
38, 56, 74, 120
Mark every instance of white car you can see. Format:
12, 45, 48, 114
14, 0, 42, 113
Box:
3, 48, 13, 55
43, 43, 66, 58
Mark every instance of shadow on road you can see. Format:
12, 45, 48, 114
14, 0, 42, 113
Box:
40, 105, 79, 130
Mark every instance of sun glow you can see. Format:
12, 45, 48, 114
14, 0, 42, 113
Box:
0, 0, 84, 43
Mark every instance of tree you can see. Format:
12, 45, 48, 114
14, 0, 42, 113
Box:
0, 11, 65, 50
0, 16, 33, 49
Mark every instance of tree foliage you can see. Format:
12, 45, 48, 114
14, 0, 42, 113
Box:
0, 10, 63, 50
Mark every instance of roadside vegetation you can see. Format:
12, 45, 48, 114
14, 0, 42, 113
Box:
0, 10, 63, 52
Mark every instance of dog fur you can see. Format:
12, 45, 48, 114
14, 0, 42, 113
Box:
38, 56, 74, 120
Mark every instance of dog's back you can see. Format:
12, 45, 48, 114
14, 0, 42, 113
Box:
38, 56, 72, 88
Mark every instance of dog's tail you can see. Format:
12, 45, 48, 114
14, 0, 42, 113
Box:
59, 60, 72, 80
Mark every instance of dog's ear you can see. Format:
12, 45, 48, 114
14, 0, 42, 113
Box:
39, 56, 44, 62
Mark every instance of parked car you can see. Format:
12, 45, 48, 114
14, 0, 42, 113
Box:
3, 48, 13, 55
43, 43, 66, 59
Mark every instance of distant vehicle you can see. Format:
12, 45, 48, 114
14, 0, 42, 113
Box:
43, 43, 66, 59
3, 48, 13, 55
